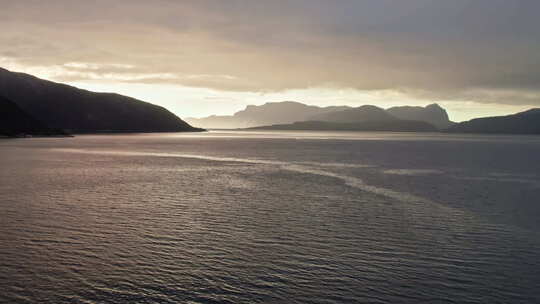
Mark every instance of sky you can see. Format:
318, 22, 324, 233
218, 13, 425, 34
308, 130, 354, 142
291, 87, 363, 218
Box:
1, 0, 539, 121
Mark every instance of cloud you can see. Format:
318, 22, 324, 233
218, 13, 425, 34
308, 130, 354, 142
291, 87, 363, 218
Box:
1, 0, 539, 105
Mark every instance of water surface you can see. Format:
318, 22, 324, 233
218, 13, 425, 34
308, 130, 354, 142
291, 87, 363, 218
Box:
1, 131, 539, 303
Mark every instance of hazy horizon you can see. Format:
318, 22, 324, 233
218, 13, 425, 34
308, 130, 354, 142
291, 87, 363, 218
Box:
1, 66, 534, 123
2, 0, 540, 122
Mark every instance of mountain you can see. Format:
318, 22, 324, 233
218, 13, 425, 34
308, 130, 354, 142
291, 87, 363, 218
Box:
387, 103, 454, 129
447, 109, 540, 134
187, 101, 453, 130
0, 95, 66, 136
186, 101, 350, 129
248, 120, 437, 132
0, 67, 202, 133
308, 105, 395, 122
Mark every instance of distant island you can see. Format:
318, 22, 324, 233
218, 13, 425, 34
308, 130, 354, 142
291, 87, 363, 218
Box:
0, 67, 203, 136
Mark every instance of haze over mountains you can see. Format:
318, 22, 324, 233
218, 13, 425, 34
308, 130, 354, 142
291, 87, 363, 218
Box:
2, 67, 539, 136
187, 101, 454, 130
0, 67, 201, 134
186, 102, 350, 129
387, 104, 453, 129
248, 120, 438, 132
188, 101, 540, 134
309, 105, 395, 124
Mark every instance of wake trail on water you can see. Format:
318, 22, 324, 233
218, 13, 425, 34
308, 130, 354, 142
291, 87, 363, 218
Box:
54, 148, 432, 205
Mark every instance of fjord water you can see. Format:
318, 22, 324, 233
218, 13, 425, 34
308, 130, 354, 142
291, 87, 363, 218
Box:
1, 131, 539, 303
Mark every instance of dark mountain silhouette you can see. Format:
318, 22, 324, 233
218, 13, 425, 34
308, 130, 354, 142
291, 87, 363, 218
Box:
248, 120, 437, 132
186, 101, 350, 129
187, 101, 454, 130
0, 95, 66, 136
241, 102, 442, 132
447, 109, 540, 134
308, 105, 395, 122
387, 103, 454, 129
0, 67, 202, 133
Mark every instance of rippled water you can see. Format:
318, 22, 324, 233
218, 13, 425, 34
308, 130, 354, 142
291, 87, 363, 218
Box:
1, 131, 540, 303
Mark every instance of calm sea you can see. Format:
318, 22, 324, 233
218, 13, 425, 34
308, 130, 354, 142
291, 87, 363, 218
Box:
1, 131, 539, 303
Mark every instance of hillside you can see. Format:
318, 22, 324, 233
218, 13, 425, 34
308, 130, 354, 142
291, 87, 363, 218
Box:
0, 67, 202, 133
0, 95, 66, 137
447, 109, 540, 134
308, 105, 395, 123
387, 104, 453, 129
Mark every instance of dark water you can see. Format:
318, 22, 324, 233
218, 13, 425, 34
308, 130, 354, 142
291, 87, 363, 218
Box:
1, 131, 540, 303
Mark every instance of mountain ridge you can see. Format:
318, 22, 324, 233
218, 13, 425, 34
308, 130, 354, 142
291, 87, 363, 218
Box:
247, 120, 438, 132
387, 103, 454, 129
186, 101, 453, 130
186, 101, 350, 129
447, 108, 540, 134
251, 108, 540, 134
309, 105, 396, 123
0, 67, 202, 133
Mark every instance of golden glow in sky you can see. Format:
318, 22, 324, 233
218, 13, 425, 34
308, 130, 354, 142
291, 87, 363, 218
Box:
2, 1, 539, 121
1, 57, 532, 122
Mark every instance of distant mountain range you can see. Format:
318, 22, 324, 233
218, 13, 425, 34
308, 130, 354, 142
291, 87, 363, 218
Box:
0, 67, 202, 135
309, 105, 395, 124
2, 67, 539, 136
187, 101, 454, 131
248, 120, 437, 132
186, 101, 350, 129
188, 101, 540, 134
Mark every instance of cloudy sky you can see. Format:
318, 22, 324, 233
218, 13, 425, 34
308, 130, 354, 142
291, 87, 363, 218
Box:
1, 0, 539, 121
